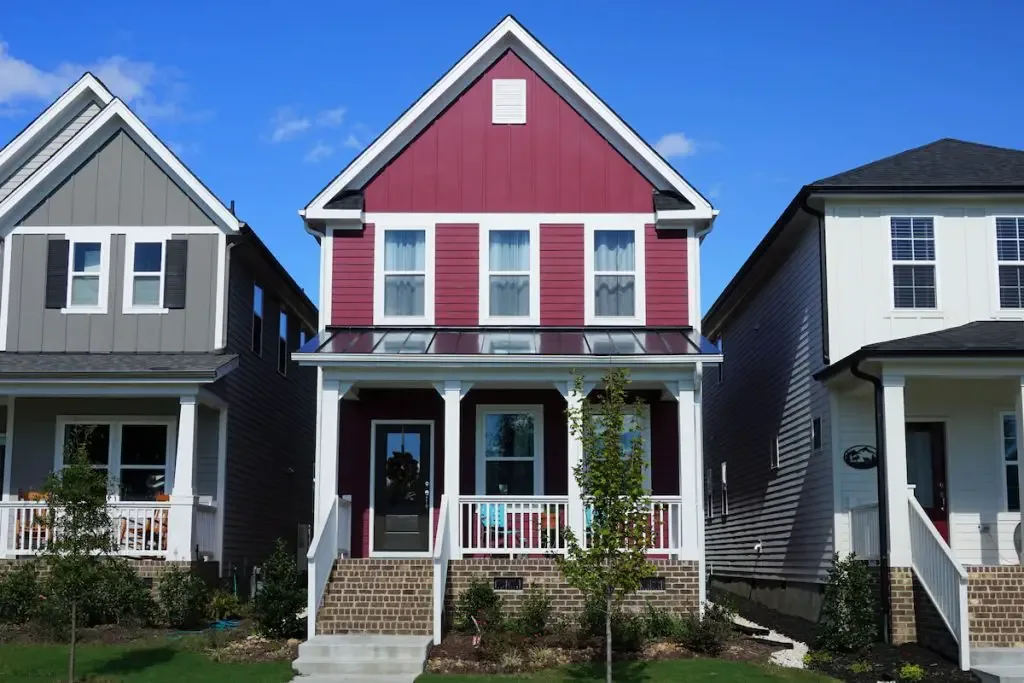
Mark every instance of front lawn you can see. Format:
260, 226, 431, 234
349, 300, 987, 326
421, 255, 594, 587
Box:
0, 642, 293, 683
416, 659, 839, 682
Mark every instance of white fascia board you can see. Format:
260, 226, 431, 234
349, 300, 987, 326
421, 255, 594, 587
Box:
0, 74, 113, 179
303, 16, 712, 216
0, 99, 240, 235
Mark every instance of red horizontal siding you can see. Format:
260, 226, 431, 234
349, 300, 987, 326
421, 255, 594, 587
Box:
363, 51, 654, 213
436, 223, 479, 326
331, 224, 374, 326
540, 224, 584, 325
645, 224, 688, 326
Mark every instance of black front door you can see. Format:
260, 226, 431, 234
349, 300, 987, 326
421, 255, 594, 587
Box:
373, 423, 432, 553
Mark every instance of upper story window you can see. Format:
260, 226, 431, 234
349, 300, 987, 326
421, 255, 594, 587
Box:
68, 241, 106, 311
585, 224, 645, 325
252, 283, 264, 356
890, 217, 936, 309
996, 217, 1024, 309
277, 308, 288, 376
125, 241, 164, 311
480, 225, 539, 325
376, 227, 434, 324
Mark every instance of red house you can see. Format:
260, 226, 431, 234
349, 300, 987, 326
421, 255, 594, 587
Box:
296, 16, 721, 643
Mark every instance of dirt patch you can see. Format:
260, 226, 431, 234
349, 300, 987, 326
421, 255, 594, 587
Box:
207, 634, 300, 663
807, 644, 979, 683
0, 623, 169, 645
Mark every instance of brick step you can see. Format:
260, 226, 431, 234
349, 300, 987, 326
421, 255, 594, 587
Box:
316, 559, 435, 636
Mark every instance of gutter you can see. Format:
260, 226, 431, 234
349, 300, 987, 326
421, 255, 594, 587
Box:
848, 358, 892, 645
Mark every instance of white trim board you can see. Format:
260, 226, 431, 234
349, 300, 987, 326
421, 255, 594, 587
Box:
368, 419, 436, 558
303, 16, 713, 220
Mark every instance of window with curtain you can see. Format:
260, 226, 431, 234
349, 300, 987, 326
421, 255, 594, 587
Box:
481, 410, 538, 495
594, 230, 635, 317
69, 242, 103, 308
996, 217, 1024, 308
1003, 414, 1020, 512
383, 230, 426, 316
488, 230, 530, 317
891, 217, 936, 309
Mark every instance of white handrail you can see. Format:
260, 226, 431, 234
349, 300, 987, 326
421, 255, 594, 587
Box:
850, 503, 880, 560
306, 495, 339, 638
907, 491, 970, 671
337, 495, 352, 558
582, 497, 683, 555
458, 495, 569, 554
432, 495, 451, 645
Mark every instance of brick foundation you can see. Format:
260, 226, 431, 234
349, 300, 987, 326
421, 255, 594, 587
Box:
872, 566, 958, 660
967, 565, 1024, 647
0, 558, 218, 593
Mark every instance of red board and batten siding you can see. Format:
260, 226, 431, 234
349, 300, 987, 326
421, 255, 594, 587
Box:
436, 224, 479, 326
645, 224, 689, 325
539, 224, 584, 326
362, 50, 654, 213
331, 224, 374, 326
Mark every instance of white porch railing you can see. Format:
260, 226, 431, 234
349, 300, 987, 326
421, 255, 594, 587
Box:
306, 495, 340, 638
907, 491, 970, 671
458, 496, 570, 554
583, 497, 683, 554
194, 503, 218, 560
433, 495, 452, 644
337, 495, 352, 558
850, 503, 880, 561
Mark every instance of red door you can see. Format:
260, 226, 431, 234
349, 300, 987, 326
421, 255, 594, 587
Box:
906, 422, 949, 542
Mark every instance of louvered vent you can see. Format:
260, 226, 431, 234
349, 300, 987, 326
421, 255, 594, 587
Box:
492, 79, 526, 124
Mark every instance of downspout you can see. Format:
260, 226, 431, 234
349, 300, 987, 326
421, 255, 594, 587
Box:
848, 359, 892, 644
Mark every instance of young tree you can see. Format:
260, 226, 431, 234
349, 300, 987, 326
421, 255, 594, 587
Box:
557, 369, 655, 683
42, 425, 115, 683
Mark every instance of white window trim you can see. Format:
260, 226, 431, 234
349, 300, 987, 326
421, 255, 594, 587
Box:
584, 219, 647, 326
122, 235, 170, 314
994, 216, 1024, 311
373, 223, 435, 326
475, 404, 544, 495
53, 416, 177, 501
63, 233, 112, 315
478, 222, 540, 325
811, 416, 822, 452
721, 461, 729, 517
770, 434, 780, 470
889, 215, 939, 312
999, 412, 1019, 513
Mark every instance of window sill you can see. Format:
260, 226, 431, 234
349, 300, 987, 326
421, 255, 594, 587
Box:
479, 315, 541, 326
123, 306, 169, 315
61, 306, 107, 315
584, 316, 646, 327
886, 309, 943, 316
375, 316, 434, 326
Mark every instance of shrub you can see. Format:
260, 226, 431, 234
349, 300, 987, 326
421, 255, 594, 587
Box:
817, 553, 877, 653
0, 562, 41, 624
803, 650, 833, 668
850, 660, 874, 674
90, 559, 154, 627
252, 539, 304, 638
679, 602, 733, 656
897, 663, 925, 682
578, 592, 607, 638
510, 590, 550, 637
642, 603, 679, 639
455, 578, 503, 633
159, 566, 210, 629
208, 590, 243, 621
611, 611, 646, 652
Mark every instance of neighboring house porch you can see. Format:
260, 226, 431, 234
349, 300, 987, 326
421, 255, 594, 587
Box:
0, 353, 236, 564
297, 327, 720, 639
821, 321, 1024, 669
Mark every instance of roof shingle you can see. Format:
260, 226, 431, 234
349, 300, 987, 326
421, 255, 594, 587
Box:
0, 352, 238, 380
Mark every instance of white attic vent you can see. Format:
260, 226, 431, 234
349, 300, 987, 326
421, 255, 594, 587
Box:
492, 79, 526, 124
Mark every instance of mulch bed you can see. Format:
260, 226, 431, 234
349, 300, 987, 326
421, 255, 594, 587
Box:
807, 644, 979, 683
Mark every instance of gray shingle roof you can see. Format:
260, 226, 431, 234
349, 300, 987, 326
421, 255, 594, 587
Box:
0, 352, 238, 380
812, 138, 1024, 189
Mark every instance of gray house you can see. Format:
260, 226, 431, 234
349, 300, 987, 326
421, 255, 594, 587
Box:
0, 73, 317, 578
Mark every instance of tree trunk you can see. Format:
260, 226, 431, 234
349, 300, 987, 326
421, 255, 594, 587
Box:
605, 593, 612, 683
68, 600, 77, 683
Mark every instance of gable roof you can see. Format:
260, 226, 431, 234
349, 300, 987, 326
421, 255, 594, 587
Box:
812, 138, 1024, 191
302, 15, 713, 222
0, 74, 240, 234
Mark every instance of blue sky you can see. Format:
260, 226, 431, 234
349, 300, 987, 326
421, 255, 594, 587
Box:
2, 1, 1023, 314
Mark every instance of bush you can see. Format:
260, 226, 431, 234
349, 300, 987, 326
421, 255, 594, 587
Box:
208, 590, 243, 621
577, 592, 607, 638
611, 611, 646, 652
849, 660, 874, 674
510, 590, 550, 637
803, 650, 833, 668
642, 603, 680, 639
897, 663, 925, 682
817, 553, 877, 653
0, 562, 41, 624
679, 602, 733, 656
89, 559, 154, 626
252, 539, 304, 638
159, 566, 210, 629
455, 578, 503, 633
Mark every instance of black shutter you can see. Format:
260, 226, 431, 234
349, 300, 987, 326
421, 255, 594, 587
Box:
164, 239, 188, 309
45, 239, 70, 309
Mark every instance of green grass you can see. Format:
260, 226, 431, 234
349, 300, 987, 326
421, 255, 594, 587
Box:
416, 659, 839, 682
0, 642, 293, 682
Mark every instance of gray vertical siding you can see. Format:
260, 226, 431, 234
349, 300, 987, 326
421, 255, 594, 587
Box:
6, 232, 219, 352
703, 215, 835, 585
211, 251, 316, 572
18, 130, 213, 227
0, 102, 102, 203
196, 405, 220, 498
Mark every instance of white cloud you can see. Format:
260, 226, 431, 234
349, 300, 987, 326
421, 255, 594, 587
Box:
304, 141, 335, 163
317, 107, 346, 127
270, 107, 311, 143
343, 133, 362, 150
654, 132, 697, 159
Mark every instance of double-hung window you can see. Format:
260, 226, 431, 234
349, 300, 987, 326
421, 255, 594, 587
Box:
67, 241, 106, 311
476, 406, 543, 495
379, 228, 431, 323
891, 217, 937, 309
482, 227, 538, 324
587, 225, 645, 324
996, 217, 1024, 309
125, 241, 165, 311
1002, 414, 1020, 513
591, 409, 651, 490
58, 420, 172, 502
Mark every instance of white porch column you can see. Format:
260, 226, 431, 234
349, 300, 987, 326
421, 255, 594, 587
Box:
669, 378, 700, 563
882, 374, 912, 567
435, 381, 470, 559
1015, 377, 1024, 565
168, 395, 198, 560
556, 380, 594, 546
315, 379, 348, 531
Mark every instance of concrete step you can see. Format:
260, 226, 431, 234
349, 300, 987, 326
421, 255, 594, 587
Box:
972, 664, 1024, 683
292, 635, 431, 682
974, 649, 1024, 667
293, 658, 425, 677
291, 676, 421, 683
